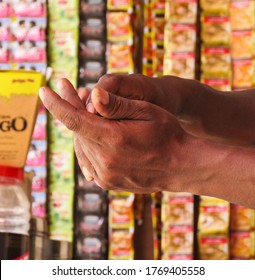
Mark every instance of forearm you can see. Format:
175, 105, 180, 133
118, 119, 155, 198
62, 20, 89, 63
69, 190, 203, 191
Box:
157, 76, 255, 146
168, 134, 255, 209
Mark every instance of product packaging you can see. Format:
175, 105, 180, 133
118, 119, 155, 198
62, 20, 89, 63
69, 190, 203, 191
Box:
0, 70, 44, 167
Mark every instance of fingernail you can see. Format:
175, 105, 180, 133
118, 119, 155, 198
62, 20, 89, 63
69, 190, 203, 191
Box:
82, 167, 93, 181
86, 102, 96, 114
94, 180, 101, 188
39, 87, 46, 101
93, 88, 109, 105
57, 78, 65, 90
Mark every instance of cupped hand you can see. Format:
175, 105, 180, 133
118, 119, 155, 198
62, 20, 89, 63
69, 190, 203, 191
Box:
39, 79, 188, 194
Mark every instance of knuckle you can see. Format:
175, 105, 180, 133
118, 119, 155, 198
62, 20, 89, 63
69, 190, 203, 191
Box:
62, 110, 80, 131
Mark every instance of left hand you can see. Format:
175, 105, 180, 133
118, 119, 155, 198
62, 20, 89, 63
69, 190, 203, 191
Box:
39, 80, 188, 193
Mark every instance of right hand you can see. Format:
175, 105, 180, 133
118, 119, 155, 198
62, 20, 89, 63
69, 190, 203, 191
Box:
78, 74, 185, 117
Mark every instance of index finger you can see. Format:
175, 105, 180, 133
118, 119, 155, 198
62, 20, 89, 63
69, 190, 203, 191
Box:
39, 86, 107, 141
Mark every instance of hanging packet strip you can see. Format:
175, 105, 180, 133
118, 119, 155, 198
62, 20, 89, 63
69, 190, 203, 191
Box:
201, 15, 231, 46
200, 0, 230, 15
230, 1, 255, 31
201, 46, 231, 78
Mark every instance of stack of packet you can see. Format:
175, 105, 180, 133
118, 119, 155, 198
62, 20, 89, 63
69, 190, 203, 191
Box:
0, 0, 47, 74
200, 0, 232, 91
25, 104, 47, 218
47, 0, 79, 244
163, 0, 198, 79
108, 191, 135, 260
79, 0, 107, 90
198, 196, 230, 260
106, 0, 134, 74
230, 204, 255, 259
230, 0, 255, 89
161, 192, 194, 260
74, 168, 108, 260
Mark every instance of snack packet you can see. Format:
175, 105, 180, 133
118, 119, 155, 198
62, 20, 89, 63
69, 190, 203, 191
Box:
198, 235, 229, 260
230, 231, 255, 259
201, 46, 231, 78
171, 0, 197, 24
230, 1, 255, 31
231, 30, 255, 60
230, 204, 255, 231
201, 77, 231, 91
201, 15, 230, 46
201, 0, 230, 15
232, 59, 255, 88
198, 196, 230, 234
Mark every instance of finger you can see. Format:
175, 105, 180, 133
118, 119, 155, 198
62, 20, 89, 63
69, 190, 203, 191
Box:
74, 136, 93, 181
78, 87, 97, 114
39, 86, 107, 137
78, 87, 91, 104
39, 86, 82, 132
97, 73, 155, 101
57, 78, 84, 109
91, 87, 155, 121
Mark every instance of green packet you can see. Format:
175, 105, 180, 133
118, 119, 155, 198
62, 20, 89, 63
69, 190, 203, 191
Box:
48, 114, 74, 143
48, 144, 75, 187
48, 184, 75, 242
48, 25, 79, 65
48, 0, 79, 22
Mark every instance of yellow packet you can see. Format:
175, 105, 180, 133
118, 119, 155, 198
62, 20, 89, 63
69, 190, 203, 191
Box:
153, 0, 166, 16
109, 229, 134, 260
107, 12, 133, 43
198, 196, 230, 234
109, 193, 134, 229
201, 46, 231, 78
164, 52, 195, 79
230, 1, 255, 31
170, 24, 197, 53
161, 192, 194, 226
171, 0, 198, 24
201, 0, 230, 15
107, 43, 134, 74
198, 234, 229, 260
161, 225, 193, 256
201, 15, 230, 46
231, 30, 255, 60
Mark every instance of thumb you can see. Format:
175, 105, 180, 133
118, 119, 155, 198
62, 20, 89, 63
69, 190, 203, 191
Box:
91, 87, 153, 120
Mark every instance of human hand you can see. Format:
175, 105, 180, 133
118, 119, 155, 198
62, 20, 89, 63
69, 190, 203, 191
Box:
39, 79, 189, 194
78, 74, 185, 116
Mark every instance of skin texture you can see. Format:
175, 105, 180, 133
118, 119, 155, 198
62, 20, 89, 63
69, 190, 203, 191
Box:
39, 75, 255, 209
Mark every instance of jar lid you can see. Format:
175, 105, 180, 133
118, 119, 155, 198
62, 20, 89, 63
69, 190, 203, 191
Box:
0, 166, 24, 181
